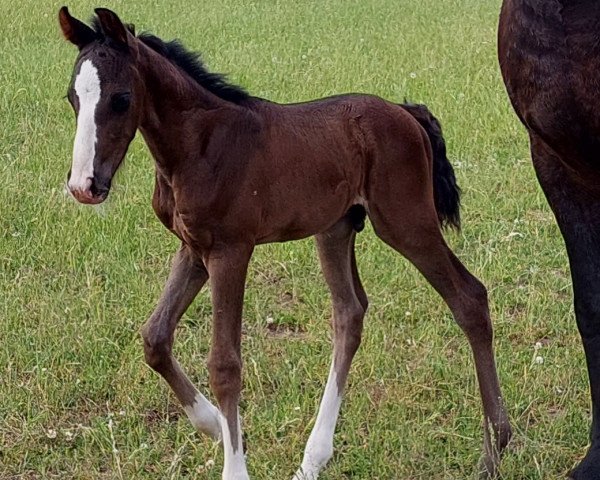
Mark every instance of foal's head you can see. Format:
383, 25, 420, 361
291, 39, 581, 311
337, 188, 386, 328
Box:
59, 7, 141, 204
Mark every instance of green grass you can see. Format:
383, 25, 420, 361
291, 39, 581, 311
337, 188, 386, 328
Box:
0, 0, 589, 478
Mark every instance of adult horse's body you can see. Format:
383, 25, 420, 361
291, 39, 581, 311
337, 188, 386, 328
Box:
498, 1, 600, 478
59, 7, 510, 479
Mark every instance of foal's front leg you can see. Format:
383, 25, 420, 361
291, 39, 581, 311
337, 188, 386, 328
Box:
205, 244, 253, 480
141, 245, 221, 439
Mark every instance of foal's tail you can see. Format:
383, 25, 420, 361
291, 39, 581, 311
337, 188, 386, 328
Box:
401, 102, 461, 230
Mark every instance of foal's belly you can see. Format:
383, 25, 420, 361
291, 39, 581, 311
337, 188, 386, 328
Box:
255, 179, 356, 244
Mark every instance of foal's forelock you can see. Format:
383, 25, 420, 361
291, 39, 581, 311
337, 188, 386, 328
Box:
68, 59, 101, 193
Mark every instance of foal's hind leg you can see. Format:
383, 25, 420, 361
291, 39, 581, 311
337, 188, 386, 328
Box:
369, 207, 511, 478
293, 216, 367, 480
141, 245, 221, 439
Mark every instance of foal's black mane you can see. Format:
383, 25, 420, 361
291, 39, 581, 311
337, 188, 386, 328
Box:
91, 16, 250, 105
137, 34, 250, 104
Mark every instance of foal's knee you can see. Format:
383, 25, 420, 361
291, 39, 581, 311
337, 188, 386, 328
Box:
207, 351, 242, 405
141, 322, 172, 371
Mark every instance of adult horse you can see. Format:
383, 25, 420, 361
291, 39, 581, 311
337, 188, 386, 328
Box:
59, 7, 510, 479
499, 1, 600, 478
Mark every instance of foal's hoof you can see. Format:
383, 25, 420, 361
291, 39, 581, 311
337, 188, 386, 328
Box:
477, 425, 512, 479
477, 457, 499, 480
569, 446, 600, 480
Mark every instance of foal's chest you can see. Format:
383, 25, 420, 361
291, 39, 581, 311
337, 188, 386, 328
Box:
152, 174, 190, 241
152, 175, 213, 249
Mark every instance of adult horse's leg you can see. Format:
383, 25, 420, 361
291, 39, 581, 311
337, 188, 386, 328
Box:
293, 216, 368, 480
141, 244, 221, 439
369, 205, 511, 478
530, 135, 600, 479
205, 244, 253, 480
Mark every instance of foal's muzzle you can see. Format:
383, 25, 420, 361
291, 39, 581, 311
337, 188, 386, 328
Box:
67, 173, 110, 205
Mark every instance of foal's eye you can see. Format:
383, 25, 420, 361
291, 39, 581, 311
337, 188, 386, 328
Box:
111, 93, 131, 113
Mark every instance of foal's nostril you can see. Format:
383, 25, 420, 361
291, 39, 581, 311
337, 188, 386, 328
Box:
89, 177, 110, 198
89, 177, 100, 197
66, 169, 72, 182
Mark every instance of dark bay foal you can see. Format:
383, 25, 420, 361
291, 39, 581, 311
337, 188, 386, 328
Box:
59, 7, 510, 479
499, 2, 600, 478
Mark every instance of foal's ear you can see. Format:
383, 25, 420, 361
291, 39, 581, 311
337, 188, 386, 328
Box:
58, 6, 96, 49
94, 8, 129, 46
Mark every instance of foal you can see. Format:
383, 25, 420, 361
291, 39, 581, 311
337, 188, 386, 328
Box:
59, 7, 510, 479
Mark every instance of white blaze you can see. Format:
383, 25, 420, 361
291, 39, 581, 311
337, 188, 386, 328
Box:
69, 59, 101, 192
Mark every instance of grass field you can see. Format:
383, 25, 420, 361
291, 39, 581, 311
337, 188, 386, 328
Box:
0, 0, 590, 478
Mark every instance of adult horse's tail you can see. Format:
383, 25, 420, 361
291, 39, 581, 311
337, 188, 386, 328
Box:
401, 103, 461, 230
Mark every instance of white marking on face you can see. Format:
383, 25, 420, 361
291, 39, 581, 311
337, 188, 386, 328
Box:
183, 392, 222, 440
69, 59, 101, 193
220, 410, 249, 480
293, 366, 343, 480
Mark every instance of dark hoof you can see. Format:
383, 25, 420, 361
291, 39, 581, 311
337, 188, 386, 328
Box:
570, 447, 600, 480
477, 422, 512, 479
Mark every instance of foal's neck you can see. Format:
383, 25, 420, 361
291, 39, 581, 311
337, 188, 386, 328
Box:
136, 41, 230, 174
